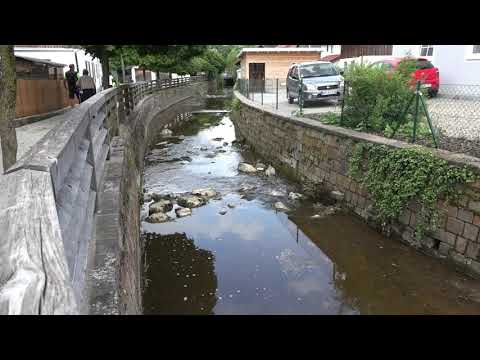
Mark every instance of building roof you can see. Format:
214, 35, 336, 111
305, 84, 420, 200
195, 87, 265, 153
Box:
15, 55, 67, 68
320, 54, 341, 62
237, 47, 324, 58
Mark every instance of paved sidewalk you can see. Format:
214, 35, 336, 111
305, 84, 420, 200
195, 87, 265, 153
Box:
1, 113, 66, 174
247, 89, 341, 116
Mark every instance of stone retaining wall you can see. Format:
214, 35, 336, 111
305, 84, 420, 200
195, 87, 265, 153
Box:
232, 90, 480, 277
89, 82, 208, 314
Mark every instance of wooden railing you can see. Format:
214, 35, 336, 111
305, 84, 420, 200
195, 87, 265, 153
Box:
0, 75, 207, 314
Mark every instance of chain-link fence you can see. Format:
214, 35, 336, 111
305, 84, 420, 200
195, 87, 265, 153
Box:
236, 79, 287, 110
235, 78, 480, 155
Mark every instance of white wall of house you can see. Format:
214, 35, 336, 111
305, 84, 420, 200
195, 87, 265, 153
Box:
14, 47, 104, 91
432, 45, 480, 85
392, 45, 480, 85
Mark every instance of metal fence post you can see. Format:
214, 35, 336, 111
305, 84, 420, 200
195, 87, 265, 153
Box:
276, 78, 279, 110
340, 80, 346, 125
261, 80, 263, 105
412, 81, 421, 143
299, 77, 304, 116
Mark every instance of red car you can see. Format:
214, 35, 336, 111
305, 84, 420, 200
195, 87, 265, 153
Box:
370, 57, 440, 97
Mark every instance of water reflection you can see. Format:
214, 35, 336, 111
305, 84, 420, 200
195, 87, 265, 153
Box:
143, 232, 217, 315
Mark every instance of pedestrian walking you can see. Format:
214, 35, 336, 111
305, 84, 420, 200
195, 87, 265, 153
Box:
64, 64, 80, 107
77, 69, 97, 102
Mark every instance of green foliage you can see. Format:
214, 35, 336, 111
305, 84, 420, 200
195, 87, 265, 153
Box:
342, 62, 416, 132
311, 112, 342, 124
231, 98, 241, 111
349, 143, 477, 239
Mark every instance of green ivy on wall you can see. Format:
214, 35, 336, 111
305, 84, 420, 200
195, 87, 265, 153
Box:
349, 143, 478, 239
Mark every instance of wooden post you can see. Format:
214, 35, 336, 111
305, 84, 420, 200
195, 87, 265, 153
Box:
0, 45, 18, 172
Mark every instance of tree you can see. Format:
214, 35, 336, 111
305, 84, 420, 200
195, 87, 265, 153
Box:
0, 45, 17, 172
132, 45, 208, 76
83, 45, 117, 89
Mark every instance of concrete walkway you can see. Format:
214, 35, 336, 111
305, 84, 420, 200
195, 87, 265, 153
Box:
247, 89, 341, 117
1, 112, 67, 174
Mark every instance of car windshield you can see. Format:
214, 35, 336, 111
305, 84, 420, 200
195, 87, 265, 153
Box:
300, 63, 338, 78
416, 60, 434, 69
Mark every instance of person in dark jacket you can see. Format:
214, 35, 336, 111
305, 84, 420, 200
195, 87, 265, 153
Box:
64, 64, 80, 107
77, 69, 97, 103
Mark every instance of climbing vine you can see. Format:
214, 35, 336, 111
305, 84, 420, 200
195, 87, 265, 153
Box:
349, 143, 478, 239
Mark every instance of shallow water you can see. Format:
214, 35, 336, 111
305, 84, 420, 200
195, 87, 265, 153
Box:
141, 94, 480, 315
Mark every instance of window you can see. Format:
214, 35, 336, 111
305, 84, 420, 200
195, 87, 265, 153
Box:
465, 45, 480, 60
420, 45, 434, 57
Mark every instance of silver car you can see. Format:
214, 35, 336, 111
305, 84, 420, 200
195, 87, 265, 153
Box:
286, 61, 344, 107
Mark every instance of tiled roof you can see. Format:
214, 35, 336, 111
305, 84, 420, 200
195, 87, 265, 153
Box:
320, 54, 341, 62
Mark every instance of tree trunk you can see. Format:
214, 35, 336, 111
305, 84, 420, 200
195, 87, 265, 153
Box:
101, 51, 110, 90
120, 53, 126, 84
0, 45, 18, 172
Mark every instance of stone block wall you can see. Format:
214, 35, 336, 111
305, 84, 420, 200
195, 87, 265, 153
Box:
89, 82, 208, 314
233, 91, 480, 277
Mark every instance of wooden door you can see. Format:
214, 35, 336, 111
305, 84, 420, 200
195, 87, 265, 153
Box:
249, 63, 265, 92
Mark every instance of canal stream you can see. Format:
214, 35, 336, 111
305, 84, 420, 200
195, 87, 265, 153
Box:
141, 90, 480, 315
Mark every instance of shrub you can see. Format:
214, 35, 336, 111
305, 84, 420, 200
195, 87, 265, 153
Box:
342, 61, 418, 132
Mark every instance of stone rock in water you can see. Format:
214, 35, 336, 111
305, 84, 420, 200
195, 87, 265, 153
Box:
274, 202, 290, 212
146, 212, 172, 223
143, 192, 154, 203
271, 190, 284, 197
212, 137, 224, 141
175, 207, 192, 218
227, 203, 235, 209
177, 135, 185, 140
239, 184, 256, 192
151, 192, 172, 202
192, 188, 217, 198
256, 162, 267, 169
156, 141, 169, 146
330, 191, 345, 201
149, 199, 173, 214
265, 165, 276, 177
200, 146, 209, 151
289, 192, 303, 200
219, 209, 228, 215
161, 129, 173, 136
177, 195, 205, 208
238, 163, 257, 173
223, 142, 229, 146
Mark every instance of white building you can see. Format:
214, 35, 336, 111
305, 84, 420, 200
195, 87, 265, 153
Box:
393, 45, 480, 85
14, 46, 104, 91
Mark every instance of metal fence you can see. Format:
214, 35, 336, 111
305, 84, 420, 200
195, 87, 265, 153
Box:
236, 78, 480, 146
236, 79, 288, 110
